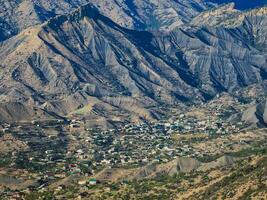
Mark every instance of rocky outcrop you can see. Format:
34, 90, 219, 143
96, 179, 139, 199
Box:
242, 100, 267, 127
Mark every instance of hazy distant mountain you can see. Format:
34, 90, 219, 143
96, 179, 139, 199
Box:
208, 0, 267, 10
0, 0, 215, 42
0, 3, 266, 124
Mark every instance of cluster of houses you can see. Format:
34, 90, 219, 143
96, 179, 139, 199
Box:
0, 104, 248, 198
1, 108, 245, 174
63, 113, 245, 170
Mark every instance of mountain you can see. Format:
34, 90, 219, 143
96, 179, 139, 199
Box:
3, 1, 266, 42
0, 3, 266, 125
0, 0, 215, 42
0, 3, 200, 124
157, 5, 267, 95
208, 0, 267, 10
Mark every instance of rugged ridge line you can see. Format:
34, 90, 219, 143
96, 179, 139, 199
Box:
0, 2, 266, 126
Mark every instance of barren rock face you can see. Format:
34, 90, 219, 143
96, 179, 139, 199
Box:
242, 100, 267, 127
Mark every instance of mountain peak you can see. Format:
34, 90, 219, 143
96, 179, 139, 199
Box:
45, 3, 99, 27
70, 3, 99, 20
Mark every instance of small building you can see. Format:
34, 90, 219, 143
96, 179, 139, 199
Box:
88, 178, 97, 185
78, 180, 87, 186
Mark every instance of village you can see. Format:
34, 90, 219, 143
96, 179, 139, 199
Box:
0, 100, 253, 199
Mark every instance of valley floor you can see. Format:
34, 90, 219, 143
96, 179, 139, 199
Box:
0, 96, 267, 199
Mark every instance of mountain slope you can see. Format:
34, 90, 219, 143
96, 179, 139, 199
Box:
154, 5, 267, 95
0, 4, 266, 124
0, 4, 200, 123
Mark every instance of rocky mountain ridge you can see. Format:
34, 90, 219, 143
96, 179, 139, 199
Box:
0, 2, 266, 126
0, 0, 215, 42
191, 3, 267, 28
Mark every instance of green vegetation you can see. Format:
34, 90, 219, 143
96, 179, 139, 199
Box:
87, 172, 203, 200
236, 96, 252, 104
0, 154, 12, 167
196, 156, 267, 200
220, 106, 238, 119
226, 142, 267, 158
15, 153, 50, 172
197, 154, 221, 163
25, 191, 54, 200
